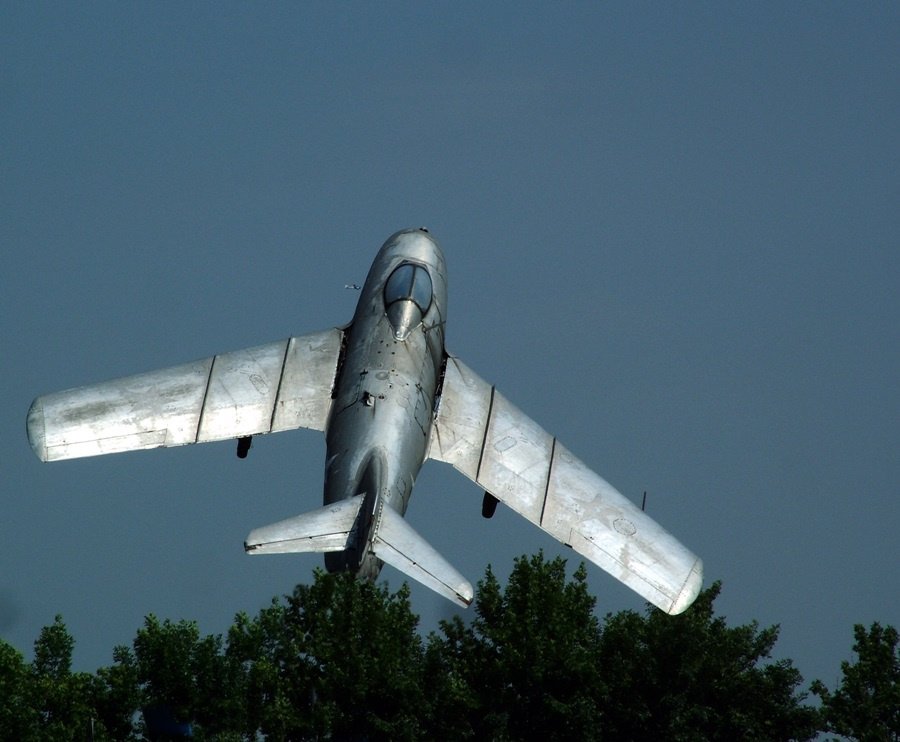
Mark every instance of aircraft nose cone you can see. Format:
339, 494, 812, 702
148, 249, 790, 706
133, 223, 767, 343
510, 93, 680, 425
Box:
385, 228, 441, 254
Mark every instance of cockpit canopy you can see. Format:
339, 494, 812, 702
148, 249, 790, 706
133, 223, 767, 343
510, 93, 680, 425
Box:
384, 263, 432, 311
383, 263, 433, 340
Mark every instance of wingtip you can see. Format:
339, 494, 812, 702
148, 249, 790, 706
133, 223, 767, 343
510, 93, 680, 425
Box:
456, 583, 475, 608
26, 396, 48, 461
668, 557, 704, 615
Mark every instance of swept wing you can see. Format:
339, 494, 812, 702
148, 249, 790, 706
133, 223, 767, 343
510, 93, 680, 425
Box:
428, 356, 703, 615
27, 329, 343, 462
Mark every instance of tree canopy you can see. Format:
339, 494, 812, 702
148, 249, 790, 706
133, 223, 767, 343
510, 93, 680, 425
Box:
0, 553, 892, 740
812, 622, 900, 741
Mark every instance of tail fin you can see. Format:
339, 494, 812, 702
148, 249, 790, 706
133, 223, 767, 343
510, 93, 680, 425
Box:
372, 506, 473, 607
244, 494, 365, 554
244, 495, 474, 608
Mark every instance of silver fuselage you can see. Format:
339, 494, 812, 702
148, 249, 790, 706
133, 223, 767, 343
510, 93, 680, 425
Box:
27, 227, 702, 614
323, 229, 447, 579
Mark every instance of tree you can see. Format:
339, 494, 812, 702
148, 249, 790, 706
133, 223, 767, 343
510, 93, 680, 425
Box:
93, 643, 141, 741
11, 556, 885, 740
431, 552, 604, 741
28, 615, 101, 741
812, 622, 900, 741
0, 638, 38, 739
227, 568, 428, 741
597, 581, 820, 741
226, 595, 319, 739
430, 557, 820, 741
126, 614, 245, 739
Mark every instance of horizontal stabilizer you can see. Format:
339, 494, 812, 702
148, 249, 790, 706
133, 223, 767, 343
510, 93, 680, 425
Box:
372, 505, 473, 607
244, 495, 364, 554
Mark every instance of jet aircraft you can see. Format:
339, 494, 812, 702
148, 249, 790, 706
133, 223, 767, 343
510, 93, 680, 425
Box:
27, 229, 702, 613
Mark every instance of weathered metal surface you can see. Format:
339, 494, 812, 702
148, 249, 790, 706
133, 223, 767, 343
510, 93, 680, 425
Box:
245, 495, 364, 554
428, 356, 703, 615
27, 329, 342, 461
373, 504, 473, 607
321, 229, 447, 580
476, 389, 554, 526
542, 441, 703, 615
425, 356, 492, 478
196, 340, 289, 443
28, 358, 213, 461
28, 228, 702, 614
271, 329, 344, 432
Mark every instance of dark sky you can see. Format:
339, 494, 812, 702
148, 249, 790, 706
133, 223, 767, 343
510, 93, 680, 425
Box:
3, 3, 897, 689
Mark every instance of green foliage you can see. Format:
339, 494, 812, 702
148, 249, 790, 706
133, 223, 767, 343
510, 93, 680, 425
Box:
0, 615, 109, 741
126, 614, 245, 738
429, 556, 819, 742
228, 568, 427, 741
597, 581, 820, 741
0, 638, 38, 739
94, 644, 141, 740
3, 555, 895, 740
812, 622, 900, 741
431, 553, 603, 740
29, 615, 102, 741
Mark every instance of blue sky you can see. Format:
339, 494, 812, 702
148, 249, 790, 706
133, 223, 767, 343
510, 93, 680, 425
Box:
2, 3, 897, 688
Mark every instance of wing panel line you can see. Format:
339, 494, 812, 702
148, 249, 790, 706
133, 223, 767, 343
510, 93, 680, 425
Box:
193, 354, 218, 443
474, 384, 496, 482
539, 436, 557, 528
267, 337, 292, 433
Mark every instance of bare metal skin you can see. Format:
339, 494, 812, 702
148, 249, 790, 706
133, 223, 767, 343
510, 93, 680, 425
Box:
323, 230, 446, 579
27, 228, 702, 613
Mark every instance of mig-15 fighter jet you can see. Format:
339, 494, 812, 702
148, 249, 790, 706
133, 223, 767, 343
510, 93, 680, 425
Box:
27, 229, 702, 613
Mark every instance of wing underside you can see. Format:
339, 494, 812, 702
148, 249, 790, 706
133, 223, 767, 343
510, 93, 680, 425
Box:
427, 355, 703, 615
27, 328, 343, 462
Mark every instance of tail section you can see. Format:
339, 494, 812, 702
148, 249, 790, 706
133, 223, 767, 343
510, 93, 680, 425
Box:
244, 495, 473, 608
244, 495, 365, 554
371, 506, 473, 607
